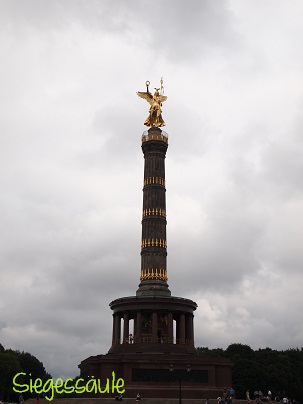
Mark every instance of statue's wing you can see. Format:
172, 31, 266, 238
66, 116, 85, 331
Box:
159, 95, 167, 102
137, 91, 153, 105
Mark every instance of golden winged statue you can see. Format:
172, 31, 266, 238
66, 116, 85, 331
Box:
137, 79, 167, 127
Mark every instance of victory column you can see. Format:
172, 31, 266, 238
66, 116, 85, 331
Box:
79, 80, 232, 399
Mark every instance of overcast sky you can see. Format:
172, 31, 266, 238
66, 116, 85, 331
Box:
1, 0, 303, 380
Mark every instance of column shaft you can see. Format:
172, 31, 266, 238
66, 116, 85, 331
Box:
168, 312, 173, 344
179, 313, 185, 344
111, 314, 115, 345
152, 312, 158, 343
123, 312, 129, 343
188, 315, 194, 346
113, 314, 121, 345
136, 312, 142, 343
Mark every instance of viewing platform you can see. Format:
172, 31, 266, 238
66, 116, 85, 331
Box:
141, 127, 168, 144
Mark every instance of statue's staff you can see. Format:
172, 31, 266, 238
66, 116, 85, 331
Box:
160, 77, 164, 96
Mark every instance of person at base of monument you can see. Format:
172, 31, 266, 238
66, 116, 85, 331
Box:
229, 387, 235, 398
136, 393, 141, 401
115, 394, 123, 401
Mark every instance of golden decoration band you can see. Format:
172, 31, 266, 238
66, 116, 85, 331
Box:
141, 238, 167, 248
140, 268, 168, 282
141, 132, 168, 144
142, 208, 166, 218
143, 176, 166, 187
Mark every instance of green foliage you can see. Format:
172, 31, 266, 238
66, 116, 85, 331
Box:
196, 346, 226, 357
225, 343, 255, 360
232, 358, 265, 399
6, 349, 51, 380
0, 352, 23, 401
0, 344, 51, 401
196, 344, 303, 401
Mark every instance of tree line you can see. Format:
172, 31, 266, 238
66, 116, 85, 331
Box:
197, 343, 303, 402
0, 343, 51, 402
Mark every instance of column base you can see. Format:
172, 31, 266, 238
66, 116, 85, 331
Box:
136, 280, 171, 297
